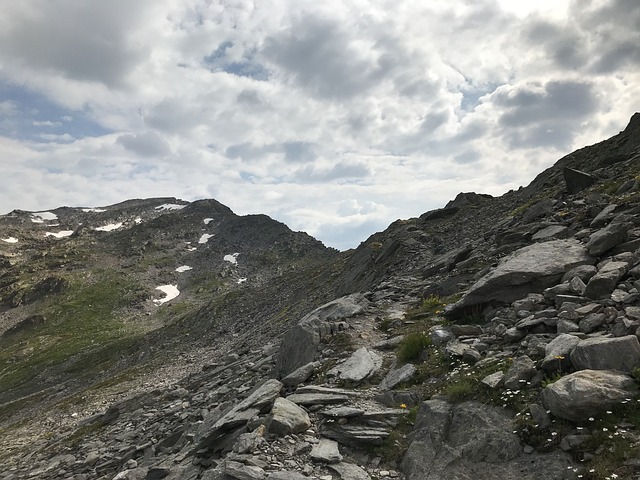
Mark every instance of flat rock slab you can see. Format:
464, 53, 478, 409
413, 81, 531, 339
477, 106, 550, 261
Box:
448, 239, 593, 316
542, 369, 637, 422
320, 407, 365, 419
310, 439, 343, 464
379, 363, 417, 391
285, 393, 350, 406
328, 347, 382, 383
327, 462, 371, 480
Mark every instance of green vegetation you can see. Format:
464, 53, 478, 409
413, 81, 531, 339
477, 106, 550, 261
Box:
397, 333, 431, 363
0, 269, 146, 396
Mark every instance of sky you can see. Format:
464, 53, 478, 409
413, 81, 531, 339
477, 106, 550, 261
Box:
0, 0, 638, 250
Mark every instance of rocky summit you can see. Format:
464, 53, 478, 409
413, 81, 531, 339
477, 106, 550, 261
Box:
1, 114, 640, 480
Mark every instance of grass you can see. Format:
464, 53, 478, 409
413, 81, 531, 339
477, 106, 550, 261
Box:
0, 269, 146, 398
370, 406, 418, 465
397, 333, 431, 363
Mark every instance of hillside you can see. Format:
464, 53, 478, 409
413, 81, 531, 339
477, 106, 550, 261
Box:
1, 114, 640, 480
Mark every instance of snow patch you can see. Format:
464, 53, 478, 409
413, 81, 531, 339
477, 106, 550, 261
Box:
95, 222, 123, 232
176, 265, 192, 273
154, 285, 180, 305
198, 233, 214, 244
31, 211, 58, 223
45, 230, 74, 239
224, 253, 240, 264
82, 208, 107, 213
237, 278, 247, 284
203, 218, 213, 225
155, 203, 186, 211
1, 237, 18, 244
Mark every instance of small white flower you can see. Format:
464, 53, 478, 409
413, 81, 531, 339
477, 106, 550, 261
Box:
588, 417, 595, 421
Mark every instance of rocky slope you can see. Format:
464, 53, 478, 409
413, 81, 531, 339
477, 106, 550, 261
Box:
1, 114, 640, 480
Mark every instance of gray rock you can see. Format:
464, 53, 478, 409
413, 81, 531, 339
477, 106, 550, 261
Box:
532, 225, 569, 241
268, 397, 311, 435
556, 319, 580, 334
373, 335, 405, 350
224, 460, 266, 480
584, 261, 629, 299
586, 219, 631, 256
570, 335, 640, 372
590, 204, 618, 228
275, 294, 370, 377
481, 371, 504, 388
281, 361, 320, 389
430, 329, 453, 345
542, 369, 637, 422
569, 276, 586, 295
285, 393, 350, 406
379, 363, 417, 391
503, 355, 536, 389
450, 324, 483, 336
541, 334, 580, 371
320, 424, 390, 446
579, 313, 606, 333
320, 406, 365, 419
561, 264, 598, 283
310, 439, 342, 464
402, 400, 573, 480
626, 306, 640, 320
445, 340, 481, 363
233, 431, 266, 454
448, 240, 594, 315
328, 347, 382, 383
267, 472, 309, 480
195, 379, 283, 451
327, 462, 371, 480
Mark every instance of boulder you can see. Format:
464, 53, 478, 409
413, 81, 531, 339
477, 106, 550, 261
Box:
224, 460, 265, 480
563, 167, 596, 194
281, 361, 320, 389
310, 439, 342, 463
402, 400, 574, 480
328, 347, 382, 383
503, 355, 536, 389
589, 204, 617, 228
570, 336, 640, 372
275, 294, 369, 377
584, 261, 629, 299
586, 218, 632, 256
379, 363, 417, 391
194, 379, 282, 452
540, 334, 580, 371
542, 370, 637, 422
268, 397, 311, 435
532, 225, 569, 241
447, 240, 594, 316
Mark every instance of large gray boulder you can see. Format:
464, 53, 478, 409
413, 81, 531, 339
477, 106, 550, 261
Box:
586, 217, 632, 256
570, 336, 640, 372
584, 261, 629, 299
402, 400, 574, 480
448, 240, 594, 316
542, 370, 637, 422
268, 397, 311, 435
540, 334, 580, 372
275, 294, 370, 377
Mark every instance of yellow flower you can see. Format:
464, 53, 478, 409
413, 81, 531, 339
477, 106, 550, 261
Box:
400, 403, 407, 409
554, 355, 565, 360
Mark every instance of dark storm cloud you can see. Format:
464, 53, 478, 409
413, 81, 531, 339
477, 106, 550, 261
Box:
116, 131, 171, 158
262, 16, 385, 99
0, 1, 151, 87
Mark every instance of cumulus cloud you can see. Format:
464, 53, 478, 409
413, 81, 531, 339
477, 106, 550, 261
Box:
0, 0, 638, 249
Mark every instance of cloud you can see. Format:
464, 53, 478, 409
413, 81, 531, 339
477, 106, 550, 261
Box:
0, 0, 638, 250
117, 131, 172, 158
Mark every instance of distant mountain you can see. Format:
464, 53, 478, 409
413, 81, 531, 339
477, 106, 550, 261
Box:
1, 114, 639, 480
